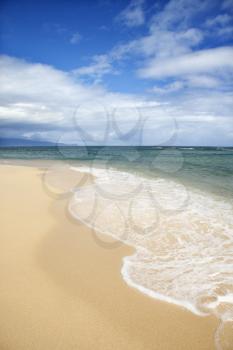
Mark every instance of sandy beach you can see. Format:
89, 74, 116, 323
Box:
0, 162, 218, 350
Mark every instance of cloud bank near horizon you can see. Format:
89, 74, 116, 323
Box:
0, 54, 233, 146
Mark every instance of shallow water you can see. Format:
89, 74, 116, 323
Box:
69, 165, 233, 349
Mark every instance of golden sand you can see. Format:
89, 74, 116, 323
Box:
0, 163, 218, 349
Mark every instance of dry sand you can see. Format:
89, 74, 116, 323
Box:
0, 162, 218, 349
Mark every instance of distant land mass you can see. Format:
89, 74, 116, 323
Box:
0, 138, 232, 149
0, 138, 58, 147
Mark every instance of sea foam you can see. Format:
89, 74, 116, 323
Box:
69, 165, 233, 349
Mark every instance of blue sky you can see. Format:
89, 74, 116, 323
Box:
0, 0, 233, 146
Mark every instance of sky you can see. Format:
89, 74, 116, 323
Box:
0, 0, 233, 146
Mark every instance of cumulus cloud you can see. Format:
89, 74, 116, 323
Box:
0, 55, 163, 145
186, 75, 221, 88
136, 28, 203, 58
78, 0, 232, 86
0, 55, 233, 146
150, 81, 185, 94
150, 75, 221, 94
150, 0, 204, 31
132, 0, 233, 96
205, 13, 233, 38
73, 55, 114, 81
73, 40, 139, 81
138, 47, 233, 78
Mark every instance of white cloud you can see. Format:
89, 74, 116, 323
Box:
205, 13, 233, 38
73, 25, 204, 80
72, 0, 232, 86
70, 32, 82, 44
0, 55, 166, 145
150, 0, 209, 31
138, 47, 233, 79
76, 0, 206, 81
150, 75, 222, 95
73, 40, 139, 81
186, 75, 221, 88
150, 81, 185, 94
132, 0, 233, 91
137, 28, 203, 58
73, 55, 114, 82
1, 55, 233, 146
116, 0, 145, 27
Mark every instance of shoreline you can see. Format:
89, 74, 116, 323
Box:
0, 161, 219, 349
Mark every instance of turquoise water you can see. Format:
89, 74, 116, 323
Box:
1, 146, 233, 198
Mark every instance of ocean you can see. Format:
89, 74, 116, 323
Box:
1, 146, 233, 349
